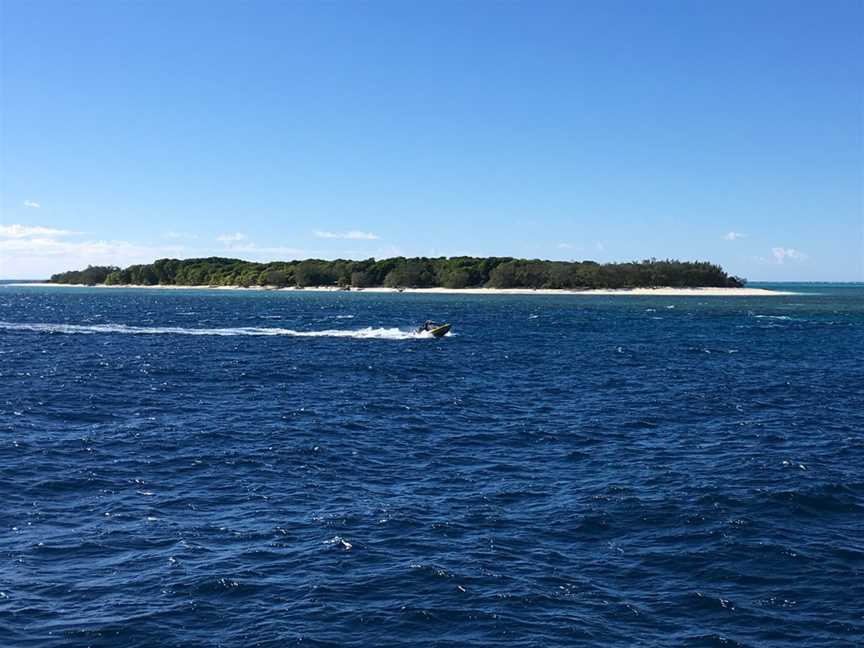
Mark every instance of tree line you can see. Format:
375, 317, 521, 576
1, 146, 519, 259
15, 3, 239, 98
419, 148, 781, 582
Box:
49, 257, 745, 289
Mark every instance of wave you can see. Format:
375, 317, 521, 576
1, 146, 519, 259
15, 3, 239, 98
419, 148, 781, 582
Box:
0, 321, 438, 340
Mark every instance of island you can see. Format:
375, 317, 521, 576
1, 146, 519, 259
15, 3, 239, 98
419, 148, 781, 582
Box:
44, 256, 760, 292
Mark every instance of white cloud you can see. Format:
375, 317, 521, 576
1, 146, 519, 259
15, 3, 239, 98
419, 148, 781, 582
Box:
1, 224, 71, 238
771, 247, 807, 264
371, 244, 403, 259
213, 238, 309, 258
557, 243, 573, 249
314, 230, 379, 240
23, 200, 41, 209
0, 235, 185, 279
163, 231, 198, 240
216, 232, 247, 243
251, 245, 308, 257
723, 231, 747, 241
1, 237, 153, 257
222, 242, 257, 253
1, 223, 318, 279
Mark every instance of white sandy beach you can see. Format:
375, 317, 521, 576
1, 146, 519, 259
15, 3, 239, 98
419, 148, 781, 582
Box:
7, 283, 794, 296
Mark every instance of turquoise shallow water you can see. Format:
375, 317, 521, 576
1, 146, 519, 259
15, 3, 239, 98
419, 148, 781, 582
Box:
1, 283, 862, 647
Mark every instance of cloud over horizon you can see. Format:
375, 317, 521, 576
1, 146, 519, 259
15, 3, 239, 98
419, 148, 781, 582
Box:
771, 247, 807, 264
216, 232, 248, 243
1, 224, 71, 238
23, 200, 41, 209
0, 223, 187, 279
314, 230, 379, 241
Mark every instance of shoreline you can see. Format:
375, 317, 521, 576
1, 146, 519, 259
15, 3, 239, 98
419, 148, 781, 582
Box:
4, 283, 795, 296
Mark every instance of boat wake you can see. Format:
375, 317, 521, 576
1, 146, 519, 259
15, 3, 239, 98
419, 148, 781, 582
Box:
0, 321, 438, 340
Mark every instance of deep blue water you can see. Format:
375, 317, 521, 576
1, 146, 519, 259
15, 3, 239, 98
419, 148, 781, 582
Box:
1, 284, 862, 647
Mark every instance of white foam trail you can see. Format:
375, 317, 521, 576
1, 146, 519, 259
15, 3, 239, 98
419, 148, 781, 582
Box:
0, 321, 435, 340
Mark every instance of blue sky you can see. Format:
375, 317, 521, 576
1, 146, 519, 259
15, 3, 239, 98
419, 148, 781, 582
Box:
1, 0, 861, 280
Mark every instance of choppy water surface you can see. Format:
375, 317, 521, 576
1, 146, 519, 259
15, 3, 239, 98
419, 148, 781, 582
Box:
1, 284, 862, 647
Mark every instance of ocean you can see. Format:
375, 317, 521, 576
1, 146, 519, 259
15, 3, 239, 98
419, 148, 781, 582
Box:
1, 283, 862, 647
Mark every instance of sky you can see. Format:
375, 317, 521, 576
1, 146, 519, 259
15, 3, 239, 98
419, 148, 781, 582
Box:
1, 0, 862, 281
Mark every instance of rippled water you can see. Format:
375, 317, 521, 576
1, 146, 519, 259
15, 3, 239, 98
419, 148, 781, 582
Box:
1, 284, 862, 647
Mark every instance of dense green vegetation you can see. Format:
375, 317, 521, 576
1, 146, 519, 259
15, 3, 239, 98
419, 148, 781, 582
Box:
50, 257, 745, 289
48, 265, 119, 285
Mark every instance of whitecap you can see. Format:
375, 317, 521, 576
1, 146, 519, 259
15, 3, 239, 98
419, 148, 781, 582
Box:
324, 536, 353, 550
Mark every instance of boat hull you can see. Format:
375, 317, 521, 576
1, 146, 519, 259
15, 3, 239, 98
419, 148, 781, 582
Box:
428, 323, 451, 338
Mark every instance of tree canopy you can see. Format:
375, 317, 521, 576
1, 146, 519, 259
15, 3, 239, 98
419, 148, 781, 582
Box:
49, 256, 746, 289
47, 265, 119, 285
